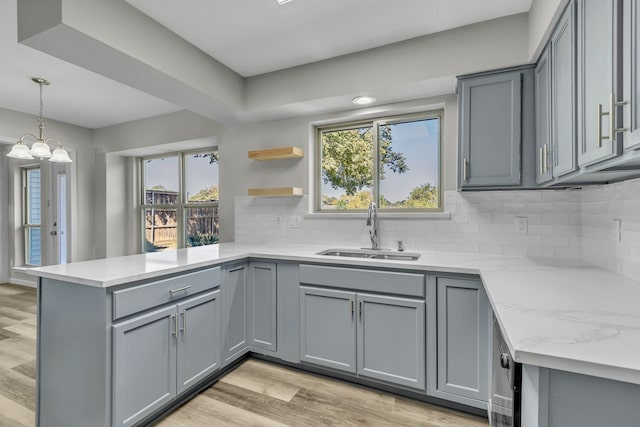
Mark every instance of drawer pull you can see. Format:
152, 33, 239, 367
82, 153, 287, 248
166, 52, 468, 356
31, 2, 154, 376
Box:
169, 285, 191, 295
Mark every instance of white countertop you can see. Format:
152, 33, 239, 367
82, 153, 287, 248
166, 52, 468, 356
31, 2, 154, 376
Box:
28, 243, 640, 386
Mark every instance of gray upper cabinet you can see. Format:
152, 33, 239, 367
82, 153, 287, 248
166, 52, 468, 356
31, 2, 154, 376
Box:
551, 1, 578, 178
428, 276, 489, 409
623, 0, 640, 151
299, 286, 357, 373
113, 306, 178, 427
536, 46, 553, 184
577, 0, 622, 167
357, 293, 425, 390
248, 262, 277, 352
458, 70, 523, 188
221, 263, 249, 364
176, 290, 221, 395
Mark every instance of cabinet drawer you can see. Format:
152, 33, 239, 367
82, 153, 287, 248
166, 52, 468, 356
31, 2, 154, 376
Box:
299, 264, 424, 297
113, 267, 221, 320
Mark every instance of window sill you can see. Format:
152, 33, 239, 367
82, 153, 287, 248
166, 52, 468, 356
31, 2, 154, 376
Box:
304, 212, 451, 220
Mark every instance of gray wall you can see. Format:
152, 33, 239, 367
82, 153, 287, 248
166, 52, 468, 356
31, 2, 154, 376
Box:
528, 0, 568, 60
217, 95, 458, 243
0, 106, 94, 284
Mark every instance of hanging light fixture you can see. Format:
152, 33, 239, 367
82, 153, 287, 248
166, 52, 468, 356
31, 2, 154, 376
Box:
6, 77, 72, 163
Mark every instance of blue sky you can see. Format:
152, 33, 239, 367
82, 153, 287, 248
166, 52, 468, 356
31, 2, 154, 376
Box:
145, 154, 219, 197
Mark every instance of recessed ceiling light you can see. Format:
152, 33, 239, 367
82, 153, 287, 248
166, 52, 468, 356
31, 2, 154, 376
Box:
277, 0, 294, 4
352, 95, 376, 105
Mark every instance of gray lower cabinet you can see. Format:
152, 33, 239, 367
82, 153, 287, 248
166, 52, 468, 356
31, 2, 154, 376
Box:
428, 276, 490, 408
221, 263, 249, 364
458, 66, 536, 189
248, 262, 277, 352
113, 306, 177, 427
299, 286, 357, 373
112, 290, 221, 427
176, 291, 221, 394
299, 286, 426, 390
357, 293, 425, 390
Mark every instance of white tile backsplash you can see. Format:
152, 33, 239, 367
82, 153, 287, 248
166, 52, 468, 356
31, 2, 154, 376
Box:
581, 178, 640, 281
235, 188, 584, 259
235, 177, 640, 281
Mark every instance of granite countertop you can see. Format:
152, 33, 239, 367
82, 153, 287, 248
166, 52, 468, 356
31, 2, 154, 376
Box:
28, 242, 640, 386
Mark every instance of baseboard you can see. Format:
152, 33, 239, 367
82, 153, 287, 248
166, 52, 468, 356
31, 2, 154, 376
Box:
7, 278, 37, 288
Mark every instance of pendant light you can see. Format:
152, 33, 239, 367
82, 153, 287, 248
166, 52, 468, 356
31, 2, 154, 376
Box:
6, 78, 72, 163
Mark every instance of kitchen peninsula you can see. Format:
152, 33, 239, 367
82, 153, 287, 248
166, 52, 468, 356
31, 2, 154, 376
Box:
29, 243, 640, 427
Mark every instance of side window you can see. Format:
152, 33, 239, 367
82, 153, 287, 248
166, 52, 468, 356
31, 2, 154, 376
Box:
140, 150, 219, 252
24, 167, 41, 266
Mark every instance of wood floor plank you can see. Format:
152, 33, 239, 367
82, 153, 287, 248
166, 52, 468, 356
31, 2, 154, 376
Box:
0, 286, 28, 297
157, 394, 288, 427
220, 366, 301, 402
0, 368, 36, 411
0, 307, 33, 322
12, 360, 36, 381
0, 328, 19, 340
1, 336, 36, 355
0, 344, 34, 370
3, 321, 37, 340
0, 394, 34, 427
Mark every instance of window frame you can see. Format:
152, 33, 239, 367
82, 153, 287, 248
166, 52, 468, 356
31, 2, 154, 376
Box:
22, 166, 42, 267
315, 110, 443, 213
139, 148, 219, 252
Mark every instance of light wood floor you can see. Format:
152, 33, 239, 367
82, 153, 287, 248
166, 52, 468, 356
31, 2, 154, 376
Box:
0, 283, 488, 427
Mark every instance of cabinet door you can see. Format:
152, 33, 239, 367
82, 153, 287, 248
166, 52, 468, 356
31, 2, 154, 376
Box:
356, 293, 425, 390
435, 277, 489, 406
623, 0, 640, 150
176, 290, 221, 395
248, 262, 277, 352
459, 71, 522, 187
536, 46, 554, 183
112, 306, 177, 427
577, 0, 622, 166
552, 1, 578, 177
299, 286, 356, 373
221, 264, 249, 364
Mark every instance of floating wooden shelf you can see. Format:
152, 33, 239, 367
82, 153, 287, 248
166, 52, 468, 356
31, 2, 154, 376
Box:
248, 146, 304, 160
248, 187, 304, 196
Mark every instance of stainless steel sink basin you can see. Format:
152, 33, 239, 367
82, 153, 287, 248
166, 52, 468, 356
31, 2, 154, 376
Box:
317, 249, 421, 261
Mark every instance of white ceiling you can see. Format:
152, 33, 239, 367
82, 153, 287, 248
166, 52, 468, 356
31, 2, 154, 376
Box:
0, 0, 182, 130
127, 0, 533, 77
1, 0, 533, 130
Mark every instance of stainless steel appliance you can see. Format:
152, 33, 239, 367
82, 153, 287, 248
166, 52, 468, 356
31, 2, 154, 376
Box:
490, 315, 522, 427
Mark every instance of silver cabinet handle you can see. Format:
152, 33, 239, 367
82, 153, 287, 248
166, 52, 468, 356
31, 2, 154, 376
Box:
169, 285, 191, 295
358, 300, 363, 320
180, 310, 186, 334
500, 353, 511, 370
349, 299, 354, 319
463, 158, 469, 181
171, 314, 177, 337
543, 144, 548, 174
610, 93, 628, 141
539, 147, 543, 175
597, 103, 608, 148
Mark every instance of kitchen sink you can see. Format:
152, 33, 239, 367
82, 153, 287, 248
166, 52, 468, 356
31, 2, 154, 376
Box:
317, 248, 421, 261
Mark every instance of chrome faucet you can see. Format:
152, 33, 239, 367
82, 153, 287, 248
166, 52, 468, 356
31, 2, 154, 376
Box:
366, 202, 378, 250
